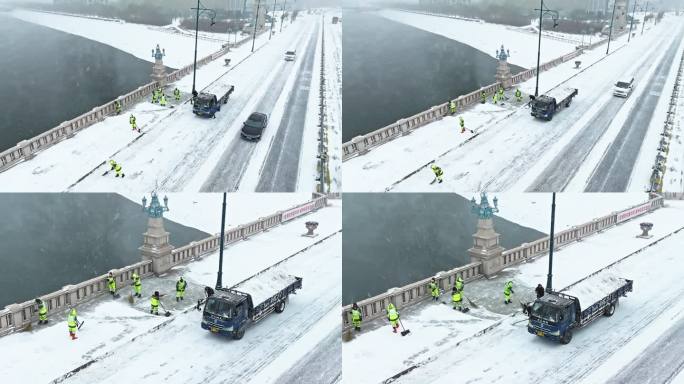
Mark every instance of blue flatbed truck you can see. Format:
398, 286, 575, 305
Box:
530, 87, 578, 121
201, 275, 302, 340
192, 86, 235, 118
527, 274, 632, 344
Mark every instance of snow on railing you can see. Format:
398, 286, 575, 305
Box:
500, 196, 664, 267
342, 46, 586, 161
649, 48, 683, 193
0, 260, 153, 337
341, 262, 483, 331
168, 193, 329, 268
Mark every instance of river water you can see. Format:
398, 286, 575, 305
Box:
342, 193, 545, 304
342, 11, 524, 141
0, 194, 209, 308
0, 14, 160, 152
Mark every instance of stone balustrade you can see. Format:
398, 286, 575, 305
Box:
341, 195, 665, 332
341, 262, 483, 331
0, 260, 153, 337
168, 194, 327, 268
500, 196, 664, 268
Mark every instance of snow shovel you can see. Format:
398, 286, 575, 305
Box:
127, 294, 135, 304
159, 302, 172, 317
77, 321, 85, 330
465, 295, 479, 309
399, 319, 411, 336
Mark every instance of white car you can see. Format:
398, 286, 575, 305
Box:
613, 76, 635, 97
285, 50, 296, 61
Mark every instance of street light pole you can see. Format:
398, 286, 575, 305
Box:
546, 192, 556, 293
628, 0, 637, 42
535, 1, 543, 97
641, 1, 649, 35
280, 0, 287, 33
252, 0, 261, 52
191, 0, 216, 99
216, 192, 227, 289
192, 0, 200, 98
606, 0, 618, 54
533, 0, 559, 97
270, 0, 277, 40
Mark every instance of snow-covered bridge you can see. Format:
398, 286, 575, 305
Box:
0, 9, 341, 193
0, 195, 342, 384
343, 10, 684, 193
342, 195, 684, 384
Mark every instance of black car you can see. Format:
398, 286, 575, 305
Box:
241, 112, 268, 140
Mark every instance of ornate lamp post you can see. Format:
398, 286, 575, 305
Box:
191, 0, 217, 99
470, 192, 499, 219
140, 192, 172, 274
468, 193, 504, 277
533, 1, 559, 97
141, 192, 169, 217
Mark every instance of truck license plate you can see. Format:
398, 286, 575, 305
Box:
211, 327, 218, 333
536, 331, 544, 337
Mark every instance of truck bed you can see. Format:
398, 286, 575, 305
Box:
545, 86, 578, 103
233, 269, 300, 307
561, 272, 632, 325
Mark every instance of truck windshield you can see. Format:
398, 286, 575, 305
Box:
204, 298, 234, 319
530, 302, 562, 323
616, 82, 630, 88
532, 99, 551, 110
195, 97, 213, 108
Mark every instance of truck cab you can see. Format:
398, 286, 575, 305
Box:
527, 293, 578, 344
530, 95, 557, 120
201, 290, 252, 339
193, 92, 221, 118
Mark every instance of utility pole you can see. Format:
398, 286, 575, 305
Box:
641, 1, 649, 35
606, 0, 618, 54
546, 192, 556, 293
628, 0, 638, 42
192, 0, 201, 97
216, 192, 227, 289
252, 0, 261, 52
535, 1, 543, 97
270, 0, 277, 40
533, 0, 559, 97
280, 0, 287, 33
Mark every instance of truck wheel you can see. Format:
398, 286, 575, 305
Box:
560, 330, 573, 344
233, 327, 245, 340
604, 302, 616, 317
274, 300, 286, 313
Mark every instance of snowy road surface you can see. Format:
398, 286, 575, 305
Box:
256, 23, 321, 192
605, 315, 684, 384
199, 20, 321, 192
584, 35, 682, 191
